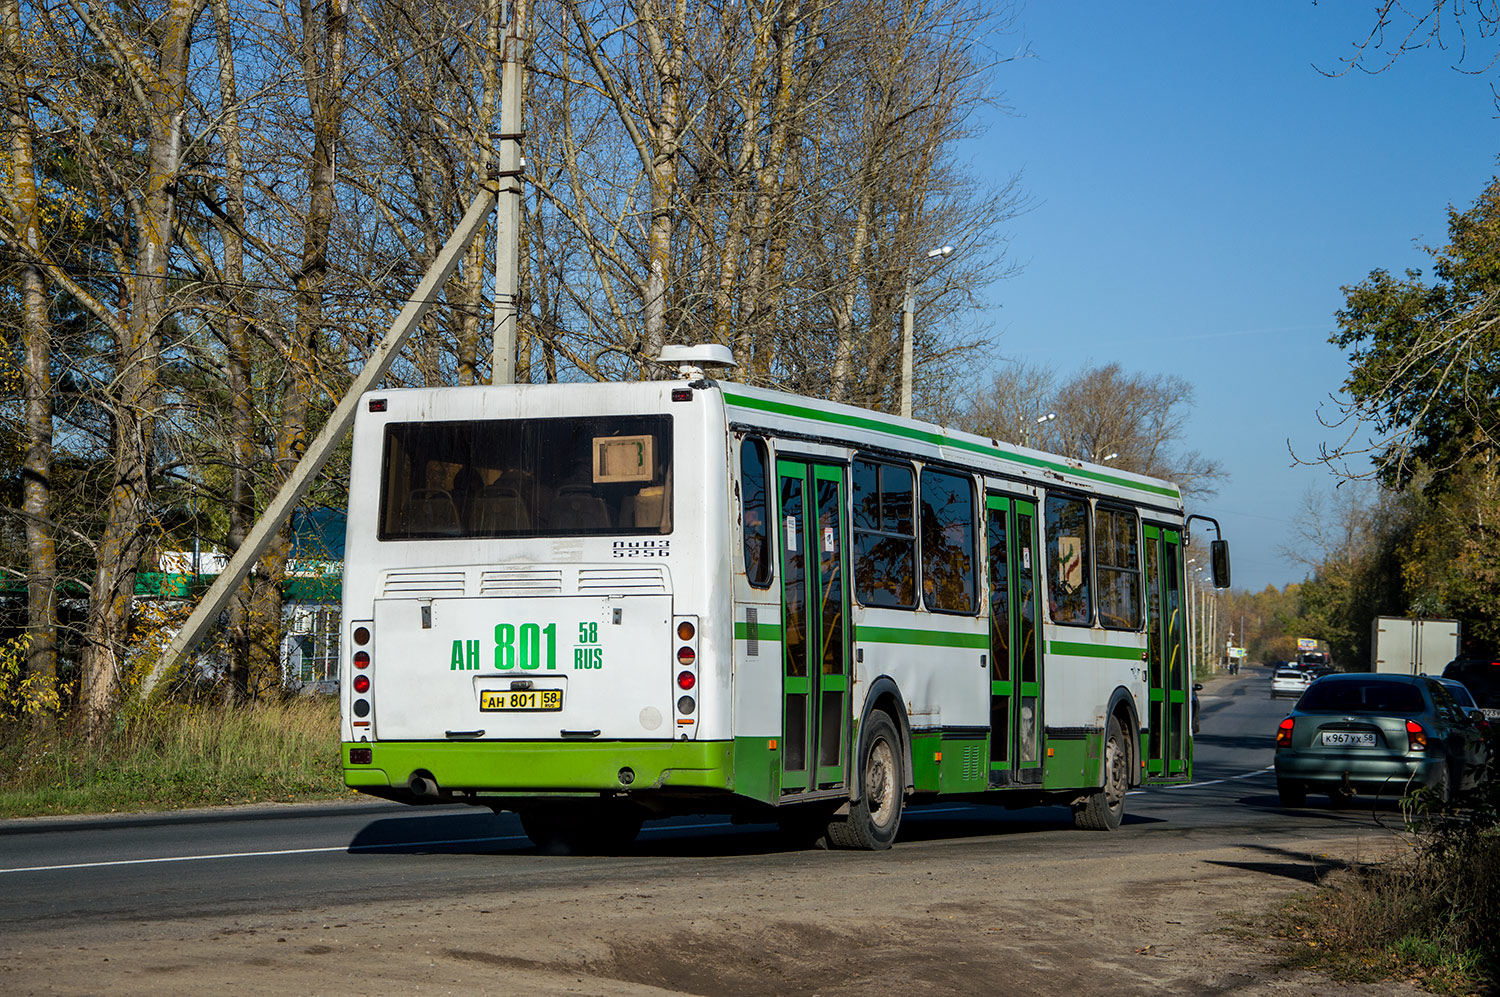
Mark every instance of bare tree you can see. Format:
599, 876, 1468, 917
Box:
1047, 363, 1224, 495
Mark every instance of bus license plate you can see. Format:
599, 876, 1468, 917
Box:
1322, 731, 1375, 747
480, 689, 562, 712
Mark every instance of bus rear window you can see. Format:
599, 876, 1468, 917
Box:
378, 416, 672, 539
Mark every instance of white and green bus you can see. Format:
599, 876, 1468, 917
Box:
340, 353, 1229, 851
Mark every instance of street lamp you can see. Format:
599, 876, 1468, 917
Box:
900, 245, 954, 419
1026, 411, 1055, 447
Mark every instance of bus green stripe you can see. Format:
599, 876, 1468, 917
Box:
858, 626, 989, 649
734, 621, 784, 641
1047, 640, 1145, 661
721, 389, 1180, 499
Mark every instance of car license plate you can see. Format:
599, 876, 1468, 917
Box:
480, 689, 562, 712
1322, 731, 1375, 747
1484, 708, 1500, 721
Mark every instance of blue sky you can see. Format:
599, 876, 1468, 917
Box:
970, 3, 1499, 592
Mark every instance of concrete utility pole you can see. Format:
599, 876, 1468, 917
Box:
899, 245, 952, 419
490, 0, 528, 384
143, 185, 500, 694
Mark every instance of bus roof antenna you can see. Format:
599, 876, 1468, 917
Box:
656, 343, 737, 380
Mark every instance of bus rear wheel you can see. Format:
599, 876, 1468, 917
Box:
827, 711, 904, 850
1072, 715, 1128, 831
520, 803, 642, 855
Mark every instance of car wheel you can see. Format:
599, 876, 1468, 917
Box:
1432, 763, 1452, 807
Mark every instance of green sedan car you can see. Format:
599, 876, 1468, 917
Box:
1274, 673, 1488, 807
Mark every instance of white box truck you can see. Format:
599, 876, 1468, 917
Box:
1371, 616, 1460, 675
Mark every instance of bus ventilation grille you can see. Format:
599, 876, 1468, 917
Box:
746, 608, 759, 656
963, 744, 983, 783
479, 568, 564, 596
577, 567, 668, 594
382, 569, 466, 597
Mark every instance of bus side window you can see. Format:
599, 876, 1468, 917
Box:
852, 459, 916, 608
919, 467, 976, 614
1045, 493, 1092, 625
741, 438, 772, 587
1095, 506, 1142, 630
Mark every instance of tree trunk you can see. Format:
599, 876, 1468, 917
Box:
81, 0, 200, 733
210, 0, 256, 704
250, 0, 349, 695
2, 0, 57, 718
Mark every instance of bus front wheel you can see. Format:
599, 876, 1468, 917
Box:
827, 711, 904, 850
1072, 715, 1128, 831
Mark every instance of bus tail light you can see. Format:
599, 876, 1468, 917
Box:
350, 620, 374, 730
1276, 717, 1293, 748
673, 616, 699, 733
1406, 720, 1428, 751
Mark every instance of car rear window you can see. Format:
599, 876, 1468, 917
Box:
1298, 680, 1424, 714
1443, 663, 1500, 708
1274, 669, 1304, 679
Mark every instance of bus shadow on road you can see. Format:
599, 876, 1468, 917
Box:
342, 803, 1171, 858
346, 811, 534, 856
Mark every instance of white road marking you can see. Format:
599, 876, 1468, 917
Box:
1128, 765, 1274, 794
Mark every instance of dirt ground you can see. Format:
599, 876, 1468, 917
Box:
1, 831, 1432, 996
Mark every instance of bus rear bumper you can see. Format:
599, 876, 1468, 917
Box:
343, 739, 735, 795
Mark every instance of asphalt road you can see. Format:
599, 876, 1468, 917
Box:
0, 665, 1405, 935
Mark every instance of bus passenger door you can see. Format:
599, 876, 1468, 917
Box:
776, 460, 850, 794
986, 495, 1043, 786
1144, 525, 1191, 782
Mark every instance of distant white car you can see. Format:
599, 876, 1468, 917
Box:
1271, 666, 1311, 700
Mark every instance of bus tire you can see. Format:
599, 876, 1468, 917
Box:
827, 711, 903, 850
1072, 715, 1128, 831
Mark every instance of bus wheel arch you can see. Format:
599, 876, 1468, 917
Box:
854, 678, 913, 796
1104, 687, 1142, 788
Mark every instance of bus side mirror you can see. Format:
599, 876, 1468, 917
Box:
1211, 539, 1231, 589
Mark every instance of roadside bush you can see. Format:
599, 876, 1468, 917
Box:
0, 696, 349, 818
1280, 778, 1500, 994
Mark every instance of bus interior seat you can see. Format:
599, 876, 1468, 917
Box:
549, 485, 610, 530
621, 484, 667, 530
471, 484, 530, 532
402, 488, 461, 534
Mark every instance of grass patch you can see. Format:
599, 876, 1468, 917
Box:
0, 698, 354, 819
1273, 790, 1500, 996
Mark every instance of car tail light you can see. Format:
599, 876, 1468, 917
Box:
1276, 717, 1294, 748
1406, 720, 1428, 751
